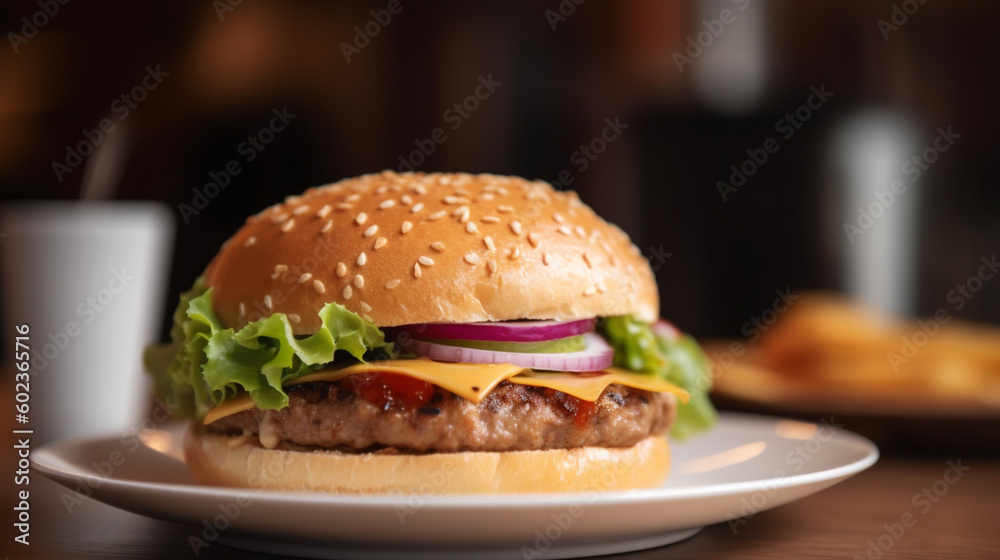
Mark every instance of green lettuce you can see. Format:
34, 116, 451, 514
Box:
599, 316, 717, 439
144, 278, 395, 418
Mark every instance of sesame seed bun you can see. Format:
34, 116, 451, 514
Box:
204, 171, 658, 332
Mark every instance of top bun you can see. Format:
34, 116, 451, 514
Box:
204, 171, 658, 332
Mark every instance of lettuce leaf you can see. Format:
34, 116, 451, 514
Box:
599, 316, 717, 439
144, 278, 395, 418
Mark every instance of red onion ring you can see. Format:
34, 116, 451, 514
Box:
386, 318, 596, 343
408, 332, 614, 372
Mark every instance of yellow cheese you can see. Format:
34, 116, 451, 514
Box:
512, 368, 690, 404
203, 358, 689, 424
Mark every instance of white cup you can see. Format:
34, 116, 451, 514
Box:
1, 202, 174, 443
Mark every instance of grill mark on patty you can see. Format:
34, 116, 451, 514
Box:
208, 380, 676, 453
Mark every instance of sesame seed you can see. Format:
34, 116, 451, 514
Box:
510, 246, 521, 259
583, 253, 593, 269
443, 195, 460, 204
428, 210, 447, 220
244, 236, 257, 247
374, 237, 388, 250
510, 220, 523, 235
497, 186, 510, 196
285, 195, 302, 205
343, 285, 353, 300
438, 176, 451, 185
299, 273, 313, 283
337, 262, 347, 277
356, 212, 368, 226
558, 226, 572, 236
575, 225, 586, 237
460, 209, 470, 223
401, 221, 412, 234
378, 199, 396, 210
484, 236, 495, 251
360, 301, 372, 312
498, 205, 514, 213
543, 253, 555, 265
313, 279, 326, 294
464, 253, 480, 265
482, 215, 500, 223
553, 213, 565, 224
289, 313, 302, 323
598, 282, 607, 293
454, 188, 471, 196
274, 264, 288, 274
480, 193, 496, 201
239, 302, 246, 316
487, 259, 498, 274
385, 279, 401, 290
361, 313, 374, 322
264, 294, 274, 309
336, 202, 353, 210
281, 218, 296, 232
418, 256, 434, 266
414, 185, 427, 195
413, 262, 422, 278
293, 205, 310, 216
357, 252, 367, 266
375, 186, 388, 195
363, 225, 378, 237
411, 202, 425, 213
528, 232, 541, 247
346, 193, 361, 202
321, 220, 334, 233
452, 205, 469, 217
354, 275, 364, 288
431, 242, 446, 252
271, 213, 289, 224
466, 222, 478, 234
401, 194, 413, 205
317, 204, 332, 218
584, 285, 597, 296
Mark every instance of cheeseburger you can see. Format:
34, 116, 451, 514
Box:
146, 171, 716, 494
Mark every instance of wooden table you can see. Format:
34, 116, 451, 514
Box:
5, 455, 997, 559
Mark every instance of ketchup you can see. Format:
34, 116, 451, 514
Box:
349, 372, 434, 409
544, 388, 597, 428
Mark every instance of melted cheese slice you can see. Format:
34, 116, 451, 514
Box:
203, 358, 689, 424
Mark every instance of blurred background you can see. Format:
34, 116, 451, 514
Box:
1, 0, 998, 450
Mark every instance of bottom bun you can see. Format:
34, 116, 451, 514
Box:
185, 428, 670, 494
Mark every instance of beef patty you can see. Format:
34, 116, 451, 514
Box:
208, 380, 676, 453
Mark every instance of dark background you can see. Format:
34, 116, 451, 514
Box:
1, 0, 998, 339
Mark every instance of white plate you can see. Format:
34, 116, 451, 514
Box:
34, 412, 877, 559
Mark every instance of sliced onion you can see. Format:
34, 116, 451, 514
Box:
652, 319, 680, 341
408, 332, 614, 372
387, 318, 596, 343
